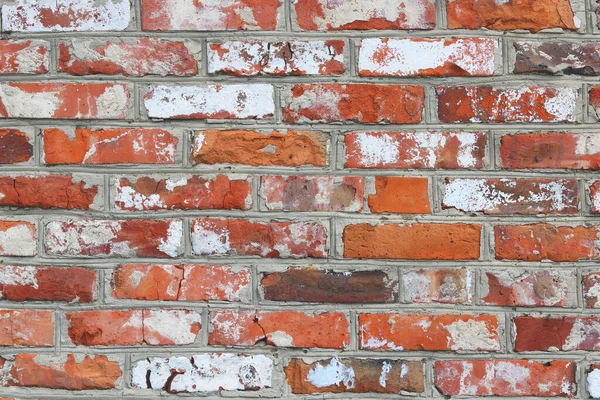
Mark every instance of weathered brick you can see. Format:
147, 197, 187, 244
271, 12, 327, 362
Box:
589, 364, 600, 398
0, 221, 36, 257
191, 218, 327, 258
141, 0, 282, 31
514, 316, 600, 351
283, 84, 424, 124
514, 41, 600, 76
482, 270, 577, 307
1, 354, 122, 390
0, 265, 96, 302
66, 309, 201, 346
45, 219, 183, 258
434, 360, 576, 397
584, 272, 600, 308
112, 264, 251, 302
591, 181, 600, 213
1, 0, 131, 32
446, 0, 579, 32
145, 84, 274, 120
293, 0, 436, 30
0, 310, 53, 346
59, 38, 200, 77
442, 178, 579, 215
261, 267, 398, 303
114, 175, 252, 211
343, 223, 481, 260
209, 310, 349, 348
208, 40, 344, 76
367, 177, 430, 214
132, 354, 273, 392
261, 176, 364, 212
590, 86, 600, 120
43, 128, 178, 165
437, 86, 578, 123
191, 130, 328, 167
359, 38, 497, 77
0, 129, 33, 164
285, 357, 424, 394
0, 40, 49, 74
0, 83, 130, 119
344, 131, 486, 169
0, 175, 101, 210
403, 268, 472, 304
495, 224, 600, 261
500, 132, 600, 170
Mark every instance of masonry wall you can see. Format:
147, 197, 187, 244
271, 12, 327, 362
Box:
1, 0, 600, 398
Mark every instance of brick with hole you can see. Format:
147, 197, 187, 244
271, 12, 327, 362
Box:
514, 315, 600, 351
260, 266, 398, 303
209, 310, 349, 348
113, 175, 252, 211
43, 128, 179, 165
191, 130, 328, 167
359, 313, 500, 351
0, 265, 96, 303
403, 268, 473, 304
0, 40, 49, 74
208, 40, 345, 76
367, 177, 430, 214
0, 221, 36, 257
112, 264, 251, 302
0, 310, 53, 346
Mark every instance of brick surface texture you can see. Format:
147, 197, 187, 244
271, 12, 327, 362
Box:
0, 0, 600, 398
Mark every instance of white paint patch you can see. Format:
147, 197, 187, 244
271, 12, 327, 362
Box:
284, 85, 343, 122
267, 331, 294, 347
0, 85, 60, 118
191, 220, 231, 255
359, 38, 496, 76
12, 40, 50, 74
0, 224, 36, 256
157, 220, 183, 257
563, 318, 600, 350
588, 368, 600, 398
494, 361, 531, 394
44, 220, 119, 256
132, 354, 273, 392
145, 84, 275, 119
544, 88, 578, 122
0, 265, 38, 289
575, 134, 600, 155
142, 309, 200, 345
114, 185, 165, 210
2, 0, 131, 32
95, 85, 129, 119
403, 271, 430, 302
306, 357, 355, 389
444, 319, 500, 351
351, 132, 400, 167
379, 361, 392, 387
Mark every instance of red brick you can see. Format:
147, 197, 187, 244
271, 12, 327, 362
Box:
437, 86, 577, 123
112, 264, 251, 302
208, 40, 344, 76
261, 267, 398, 303
1, 0, 131, 32
0, 129, 33, 164
495, 224, 600, 262
403, 268, 472, 304
1, 354, 122, 390
293, 0, 435, 30
482, 269, 576, 307
283, 84, 424, 124
261, 176, 363, 211
114, 175, 252, 211
368, 177, 430, 214
514, 316, 600, 351
591, 86, 600, 120
446, 0, 579, 32
343, 223, 481, 260
0, 265, 96, 303
209, 310, 349, 348
591, 181, 600, 213
67, 309, 201, 346
285, 358, 424, 394
359, 313, 500, 351
45, 219, 183, 258
0, 310, 53, 346
442, 178, 579, 215
191, 218, 327, 258
191, 130, 328, 167
0, 83, 130, 119
43, 127, 178, 165
144, 84, 274, 120
434, 360, 576, 397
501, 132, 600, 170
344, 131, 486, 169
59, 38, 199, 77
0, 40, 49, 74
0, 221, 36, 257
584, 272, 600, 308
141, 0, 281, 31
0, 175, 100, 210
359, 38, 497, 77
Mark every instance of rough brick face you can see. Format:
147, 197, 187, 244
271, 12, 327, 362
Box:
4, 0, 599, 398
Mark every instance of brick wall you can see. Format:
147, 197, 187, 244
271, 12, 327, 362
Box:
0, 0, 600, 398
